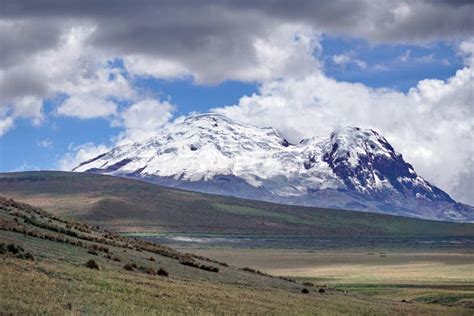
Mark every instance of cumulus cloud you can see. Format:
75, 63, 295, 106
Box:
1, 1, 473, 127
214, 40, 474, 205
117, 98, 174, 144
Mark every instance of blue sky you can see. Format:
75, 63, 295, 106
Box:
0, 38, 464, 172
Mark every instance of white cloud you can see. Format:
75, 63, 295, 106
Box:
58, 142, 110, 171
117, 98, 174, 144
332, 53, 366, 69
332, 54, 351, 66
416, 53, 435, 63
123, 24, 321, 84
0, 116, 14, 136
37, 139, 53, 148
124, 55, 190, 80
56, 95, 117, 119
399, 49, 411, 62
214, 39, 474, 205
354, 60, 367, 69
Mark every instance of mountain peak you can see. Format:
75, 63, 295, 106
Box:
183, 113, 234, 124
73, 113, 470, 222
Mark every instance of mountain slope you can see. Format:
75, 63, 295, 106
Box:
73, 113, 473, 222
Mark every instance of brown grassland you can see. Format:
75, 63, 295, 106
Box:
1, 197, 473, 315
1, 171, 474, 315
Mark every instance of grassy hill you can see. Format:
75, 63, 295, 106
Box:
0, 171, 472, 239
1, 196, 472, 315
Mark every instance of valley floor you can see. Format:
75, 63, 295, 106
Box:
188, 248, 474, 310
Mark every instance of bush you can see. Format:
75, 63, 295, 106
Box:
0, 243, 6, 254
139, 266, 156, 275
302, 282, 314, 287
85, 259, 99, 270
199, 264, 219, 273
112, 256, 121, 262
302, 288, 309, 294
123, 263, 134, 271
318, 288, 326, 293
242, 267, 272, 277
7, 243, 24, 255
87, 249, 98, 256
148, 257, 155, 261
179, 258, 219, 272
17, 252, 34, 261
179, 258, 199, 268
279, 276, 296, 283
157, 267, 169, 277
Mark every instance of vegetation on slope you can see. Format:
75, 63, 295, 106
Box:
1, 196, 472, 315
0, 171, 473, 238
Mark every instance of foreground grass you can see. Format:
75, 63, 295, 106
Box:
1, 197, 472, 315
2, 256, 471, 315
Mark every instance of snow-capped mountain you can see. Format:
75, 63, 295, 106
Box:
74, 113, 473, 222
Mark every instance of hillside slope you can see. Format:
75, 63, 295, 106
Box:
0, 171, 473, 239
1, 196, 472, 315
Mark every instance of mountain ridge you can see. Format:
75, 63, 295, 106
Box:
73, 113, 473, 222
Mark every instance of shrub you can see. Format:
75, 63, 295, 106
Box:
7, 243, 24, 254
242, 267, 272, 277
302, 282, 314, 287
17, 252, 34, 261
302, 288, 309, 294
139, 266, 156, 275
123, 263, 134, 271
318, 288, 326, 293
85, 259, 99, 270
179, 258, 219, 272
87, 249, 98, 256
157, 267, 169, 277
0, 243, 6, 254
279, 276, 296, 283
112, 256, 121, 262
179, 258, 200, 268
199, 264, 219, 273
148, 257, 155, 261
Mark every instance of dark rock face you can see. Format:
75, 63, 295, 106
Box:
323, 129, 453, 203
86, 159, 132, 174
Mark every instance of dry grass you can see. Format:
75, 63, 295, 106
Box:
191, 248, 474, 309
1, 257, 468, 315
1, 196, 472, 314
191, 249, 474, 283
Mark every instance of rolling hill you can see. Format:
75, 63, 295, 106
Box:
0, 171, 473, 240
